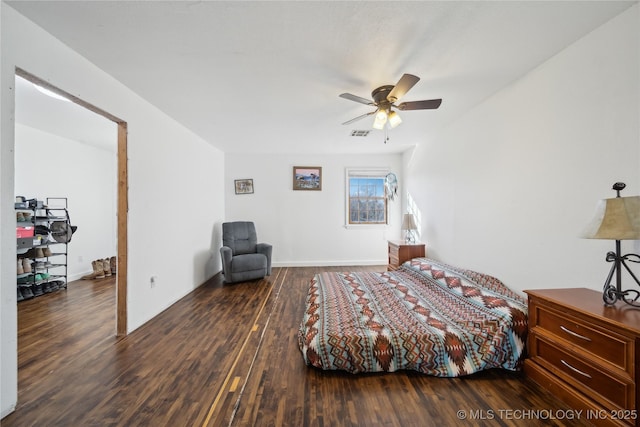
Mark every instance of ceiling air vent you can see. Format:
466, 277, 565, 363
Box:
351, 130, 370, 137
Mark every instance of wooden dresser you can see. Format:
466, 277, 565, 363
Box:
525, 288, 640, 426
387, 240, 425, 270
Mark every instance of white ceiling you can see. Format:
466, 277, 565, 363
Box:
8, 0, 637, 155
15, 75, 117, 151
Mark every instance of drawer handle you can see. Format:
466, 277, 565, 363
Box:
561, 359, 592, 379
560, 325, 591, 342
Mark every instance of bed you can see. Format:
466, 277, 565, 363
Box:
297, 257, 528, 377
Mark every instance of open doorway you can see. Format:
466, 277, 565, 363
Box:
15, 68, 127, 335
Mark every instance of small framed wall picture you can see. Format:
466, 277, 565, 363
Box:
234, 179, 254, 195
293, 166, 322, 191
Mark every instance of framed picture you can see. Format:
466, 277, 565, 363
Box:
293, 166, 322, 191
234, 179, 254, 195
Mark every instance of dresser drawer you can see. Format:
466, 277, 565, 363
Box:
388, 243, 400, 269
531, 335, 635, 410
531, 303, 634, 373
388, 245, 399, 257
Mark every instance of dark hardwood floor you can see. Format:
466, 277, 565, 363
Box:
2, 266, 584, 426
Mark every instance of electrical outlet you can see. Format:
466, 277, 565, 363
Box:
150, 276, 158, 288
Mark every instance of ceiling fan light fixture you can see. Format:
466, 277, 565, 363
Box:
373, 109, 388, 130
339, 73, 442, 135
388, 111, 402, 128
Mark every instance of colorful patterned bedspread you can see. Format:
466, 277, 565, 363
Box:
298, 258, 528, 376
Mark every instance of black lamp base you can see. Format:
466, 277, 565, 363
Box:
602, 240, 640, 307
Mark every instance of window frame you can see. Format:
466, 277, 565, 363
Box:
345, 168, 390, 228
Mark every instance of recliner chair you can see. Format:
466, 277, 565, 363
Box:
220, 221, 272, 283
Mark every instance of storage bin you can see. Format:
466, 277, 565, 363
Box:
16, 226, 35, 238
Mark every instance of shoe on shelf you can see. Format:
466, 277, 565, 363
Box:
21, 285, 34, 299
34, 248, 45, 258
22, 258, 32, 274
17, 259, 24, 275
16, 212, 24, 222
33, 273, 49, 282
110, 256, 117, 274
17, 286, 24, 302
33, 283, 44, 296
43, 247, 53, 257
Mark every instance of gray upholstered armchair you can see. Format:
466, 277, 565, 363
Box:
220, 221, 272, 283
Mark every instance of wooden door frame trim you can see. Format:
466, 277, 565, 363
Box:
116, 123, 128, 336
16, 67, 128, 336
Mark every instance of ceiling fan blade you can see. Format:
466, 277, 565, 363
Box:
387, 74, 420, 102
396, 99, 442, 111
339, 93, 374, 105
342, 110, 376, 125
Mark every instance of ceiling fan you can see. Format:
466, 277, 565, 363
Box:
339, 74, 442, 130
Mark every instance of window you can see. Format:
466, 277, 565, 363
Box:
346, 169, 389, 225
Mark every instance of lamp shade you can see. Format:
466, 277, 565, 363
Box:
402, 213, 417, 231
388, 111, 402, 128
582, 196, 640, 240
373, 109, 388, 130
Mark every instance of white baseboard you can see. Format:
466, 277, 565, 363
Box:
68, 271, 91, 282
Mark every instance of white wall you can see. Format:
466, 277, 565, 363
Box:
406, 5, 640, 295
15, 124, 117, 280
225, 153, 404, 266
1, 5, 226, 417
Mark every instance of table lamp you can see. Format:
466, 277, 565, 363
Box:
402, 213, 418, 243
582, 182, 640, 306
